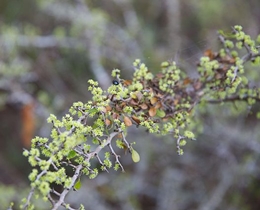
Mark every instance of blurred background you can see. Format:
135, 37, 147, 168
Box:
0, 0, 260, 209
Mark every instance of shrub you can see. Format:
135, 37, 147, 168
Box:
19, 26, 260, 210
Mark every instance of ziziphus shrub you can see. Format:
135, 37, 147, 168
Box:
20, 25, 260, 210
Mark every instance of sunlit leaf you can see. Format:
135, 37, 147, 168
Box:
131, 149, 140, 163
88, 108, 98, 115
156, 109, 166, 118
74, 179, 81, 190
67, 150, 77, 159
131, 92, 137, 99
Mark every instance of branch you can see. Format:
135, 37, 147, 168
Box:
52, 132, 119, 209
206, 95, 260, 104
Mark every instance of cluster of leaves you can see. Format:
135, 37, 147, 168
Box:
20, 26, 260, 209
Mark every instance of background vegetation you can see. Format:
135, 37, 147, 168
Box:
0, 0, 260, 209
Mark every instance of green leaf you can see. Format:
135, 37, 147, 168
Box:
88, 108, 98, 115
131, 149, 140, 163
74, 179, 81, 190
156, 109, 166, 118
67, 150, 77, 159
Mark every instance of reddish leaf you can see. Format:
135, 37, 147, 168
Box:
183, 77, 192, 85
21, 103, 35, 148
204, 49, 215, 60
123, 79, 132, 86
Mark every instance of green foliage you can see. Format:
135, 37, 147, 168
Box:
19, 26, 260, 209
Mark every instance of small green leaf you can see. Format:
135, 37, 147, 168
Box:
67, 150, 76, 159
156, 109, 166, 118
89, 108, 98, 115
131, 149, 140, 163
74, 179, 81, 190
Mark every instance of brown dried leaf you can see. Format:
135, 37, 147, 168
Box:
149, 107, 157, 117
140, 103, 148, 110
204, 49, 215, 60
229, 57, 236, 64
121, 102, 127, 108
132, 115, 141, 124
124, 116, 132, 127
215, 73, 222, 79
117, 133, 123, 138
157, 93, 164, 98
100, 106, 107, 113
112, 113, 119, 119
149, 88, 154, 94
183, 77, 192, 85
150, 97, 158, 105
117, 133, 123, 139
123, 79, 132, 86
106, 106, 112, 112
193, 80, 203, 90
162, 117, 169, 122
155, 102, 162, 109
21, 103, 35, 148
105, 119, 111, 126
136, 91, 143, 101
156, 72, 164, 79
116, 104, 122, 112
130, 99, 139, 106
